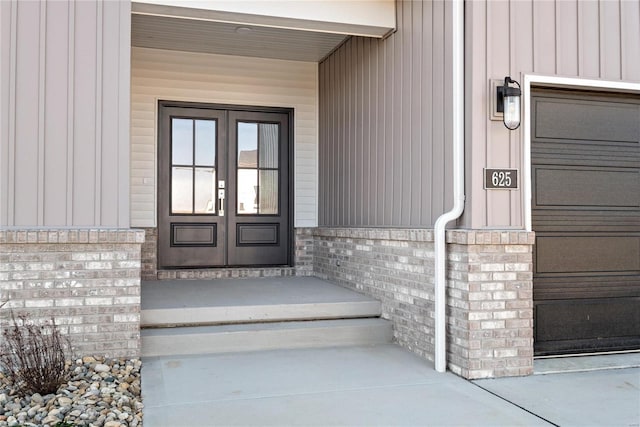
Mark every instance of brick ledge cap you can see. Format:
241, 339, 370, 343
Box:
0, 228, 146, 244
313, 227, 435, 242
310, 227, 534, 245
446, 230, 535, 245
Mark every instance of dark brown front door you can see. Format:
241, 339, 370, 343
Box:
531, 89, 640, 356
158, 103, 290, 268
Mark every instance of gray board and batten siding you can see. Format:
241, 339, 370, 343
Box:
0, 0, 131, 227
319, 0, 454, 228
464, 0, 640, 229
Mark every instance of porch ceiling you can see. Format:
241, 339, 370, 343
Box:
131, 13, 349, 62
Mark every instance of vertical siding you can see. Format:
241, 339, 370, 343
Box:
464, 0, 640, 229
13, 0, 40, 225
485, 1, 510, 227
621, 0, 640, 80
130, 47, 318, 228
0, 0, 11, 224
44, 0, 71, 226
73, 0, 98, 226
0, 0, 131, 227
318, 0, 453, 227
555, 0, 578, 76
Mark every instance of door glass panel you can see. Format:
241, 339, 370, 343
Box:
194, 168, 216, 213
237, 122, 258, 168
259, 170, 279, 214
172, 118, 193, 165
259, 123, 279, 168
236, 121, 282, 216
195, 120, 216, 166
237, 169, 258, 214
172, 167, 193, 213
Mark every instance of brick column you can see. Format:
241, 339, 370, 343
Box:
140, 227, 158, 280
446, 230, 535, 378
0, 228, 145, 358
294, 228, 314, 276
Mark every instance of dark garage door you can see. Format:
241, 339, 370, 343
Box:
531, 89, 640, 356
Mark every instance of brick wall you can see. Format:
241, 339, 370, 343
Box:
294, 228, 314, 276
312, 227, 535, 379
0, 228, 145, 358
313, 228, 437, 361
141, 227, 157, 281
447, 230, 535, 379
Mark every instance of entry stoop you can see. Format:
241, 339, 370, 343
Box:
140, 277, 393, 357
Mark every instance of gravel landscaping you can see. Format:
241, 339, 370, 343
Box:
0, 356, 143, 427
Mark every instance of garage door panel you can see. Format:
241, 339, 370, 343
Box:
535, 235, 640, 274
530, 152, 639, 169
532, 211, 640, 232
535, 298, 640, 355
534, 98, 640, 143
532, 141, 640, 164
532, 89, 640, 356
534, 276, 640, 300
533, 167, 640, 208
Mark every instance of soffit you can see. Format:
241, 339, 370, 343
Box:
131, 13, 349, 62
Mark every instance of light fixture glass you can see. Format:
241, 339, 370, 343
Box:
499, 76, 521, 130
503, 91, 520, 130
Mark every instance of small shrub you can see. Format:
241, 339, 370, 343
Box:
0, 311, 72, 395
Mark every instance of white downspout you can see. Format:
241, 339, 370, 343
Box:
433, 0, 465, 373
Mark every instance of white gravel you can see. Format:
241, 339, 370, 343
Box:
0, 356, 143, 427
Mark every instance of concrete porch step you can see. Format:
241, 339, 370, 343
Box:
140, 277, 392, 358
141, 277, 382, 328
141, 318, 393, 357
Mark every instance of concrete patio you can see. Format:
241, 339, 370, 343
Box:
141, 344, 640, 426
139, 277, 639, 426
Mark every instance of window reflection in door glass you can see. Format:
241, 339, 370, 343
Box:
237, 122, 258, 168
171, 167, 193, 213
195, 168, 216, 213
259, 170, 278, 214
259, 123, 278, 168
236, 121, 280, 215
172, 119, 193, 165
237, 169, 258, 214
195, 120, 216, 166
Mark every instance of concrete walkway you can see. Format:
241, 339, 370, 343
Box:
474, 366, 640, 427
141, 344, 640, 426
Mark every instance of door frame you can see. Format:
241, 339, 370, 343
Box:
156, 100, 295, 267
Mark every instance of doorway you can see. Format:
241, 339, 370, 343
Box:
157, 102, 291, 268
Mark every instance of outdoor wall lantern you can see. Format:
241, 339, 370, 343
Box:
496, 76, 521, 130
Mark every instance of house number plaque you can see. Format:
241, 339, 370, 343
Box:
484, 168, 518, 189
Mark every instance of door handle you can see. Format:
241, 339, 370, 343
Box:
218, 181, 225, 216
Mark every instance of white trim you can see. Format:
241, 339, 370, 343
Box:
522, 74, 640, 232
434, 0, 464, 374
314, 63, 320, 228
131, 0, 395, 38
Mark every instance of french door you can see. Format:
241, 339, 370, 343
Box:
157, 103, 290, 268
